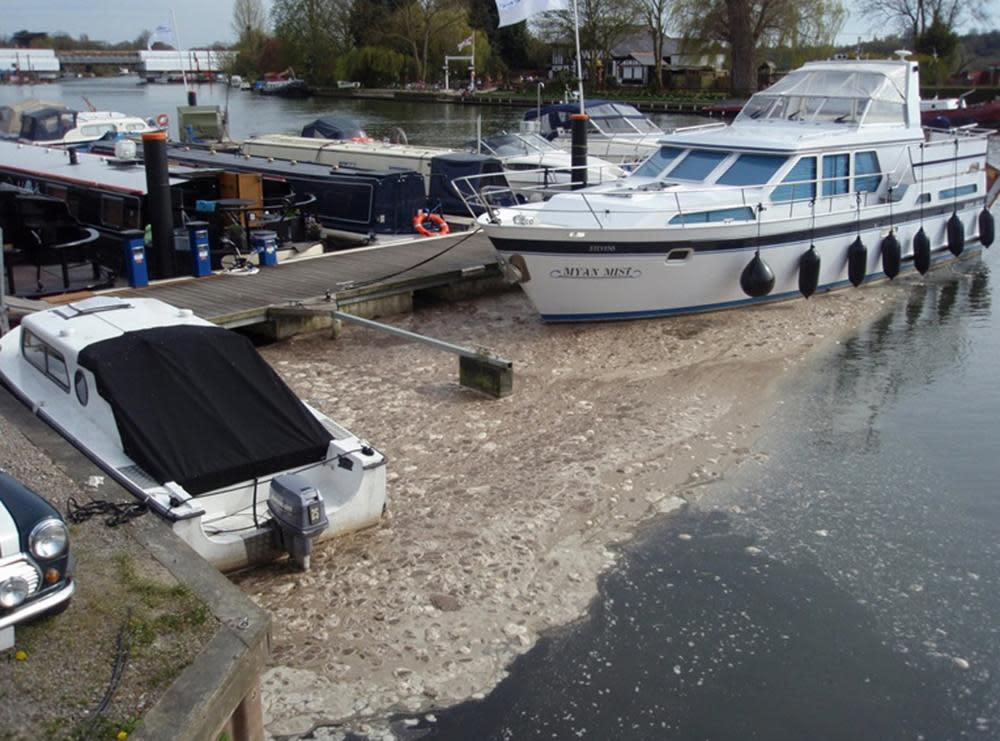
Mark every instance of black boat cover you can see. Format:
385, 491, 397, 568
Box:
78, 325, 333, 495
301, 116, 365, 140
428, 153, 509, 215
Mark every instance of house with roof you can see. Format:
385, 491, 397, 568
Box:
610, 35, 725, 88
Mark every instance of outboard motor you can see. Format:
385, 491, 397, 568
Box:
267, 473, 329, 570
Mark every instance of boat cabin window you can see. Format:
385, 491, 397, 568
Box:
21, 330, 70, 392
667, 150, 729, 181
940, 184, 977, 200
717, 154, 787, 186
101, 194, 125, 228
854, 151, 881, 192
822, 154, 850, 196
81, 124, 116, 138
633, 146, 683, 178
669, 206, 755, 224
771, 156, 817, 202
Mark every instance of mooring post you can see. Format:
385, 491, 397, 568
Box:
142, 130, 175, 279
570, 113, 589, 190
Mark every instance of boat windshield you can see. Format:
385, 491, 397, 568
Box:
736, 67, 907, 126
588, 103, 662, 136
477, 133, 558, 157
632, 146, 684, 178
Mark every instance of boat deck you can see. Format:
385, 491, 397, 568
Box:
108, 230, 499, 326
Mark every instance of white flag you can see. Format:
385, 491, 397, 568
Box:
147, 24, 175, 50
458, 34, 474, 50
495, 0, 567, 27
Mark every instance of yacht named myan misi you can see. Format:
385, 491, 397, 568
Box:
467, 55, 995, 321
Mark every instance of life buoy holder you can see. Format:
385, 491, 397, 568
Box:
413, 210, 450, 237
155, 113, 170, 128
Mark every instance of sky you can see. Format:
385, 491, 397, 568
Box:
1, 0, 995, 49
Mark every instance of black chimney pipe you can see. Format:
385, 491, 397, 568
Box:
570, 113, 588, 190
187, 90, 197, 106
141, 131, 175, 279
68, 148, 78, 165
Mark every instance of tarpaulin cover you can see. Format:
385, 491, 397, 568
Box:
301, 116, 365, 140
429, 153, 509, 215
78, 325, 332, 495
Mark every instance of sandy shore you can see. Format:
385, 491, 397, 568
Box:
234, 282, 909, 738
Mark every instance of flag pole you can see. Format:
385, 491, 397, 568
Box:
471, 32, 476, 91
570, 0, 585, 115
170, 8, 189, 91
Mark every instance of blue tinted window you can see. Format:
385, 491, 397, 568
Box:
939, 184, 977, 199
717, 154, 787, 185
822, 154, 849, 196
670, 207, 755, 224
771, 157, 817, 202
633, 146, 684, 178
667, 150, 729, 181
854, 151, 881, 193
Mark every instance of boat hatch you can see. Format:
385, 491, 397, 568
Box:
53, 296, 133, 319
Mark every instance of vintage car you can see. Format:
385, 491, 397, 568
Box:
0, 471, 74, 651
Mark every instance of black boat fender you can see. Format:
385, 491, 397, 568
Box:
947, 212, 964, 256
913, 228, 931, 274
847, 237, 867, 287
881, 231, 901, 279
798, 246, 821, 298
979, 208, 994, 248
740, 252, 775, 298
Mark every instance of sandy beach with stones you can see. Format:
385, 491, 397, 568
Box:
233, 281, 911, 738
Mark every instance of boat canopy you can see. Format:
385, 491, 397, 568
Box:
19, 107, 76, 142
0, 98, 63, 136
301, 116, 366, 140
736, 64, 910, 126
526, 101, 662, 138
78, 325, 333, 495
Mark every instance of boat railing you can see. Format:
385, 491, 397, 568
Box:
454, 148, 985, 231
668, 122, 728, 135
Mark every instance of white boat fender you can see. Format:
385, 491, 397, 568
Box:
947, 212, 965, 256
978, 208, 994, 248
913, 228, 931, 274
847, 237, 868, 287
798, 245, 821, 298
739, 252, 775, 298
881, 231, 901, 279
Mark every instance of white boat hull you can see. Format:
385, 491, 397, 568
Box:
486, 205, 984, 321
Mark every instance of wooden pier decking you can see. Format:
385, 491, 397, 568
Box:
109, 231, 500, 327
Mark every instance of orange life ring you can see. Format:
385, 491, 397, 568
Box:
155, 113, 169, 128
413, 211, 450, 237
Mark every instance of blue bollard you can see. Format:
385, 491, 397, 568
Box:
251, 230, 278, 268
186, 220, 212, 277
122, 229, 148, 288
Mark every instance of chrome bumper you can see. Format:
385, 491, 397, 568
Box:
0, 580, 74, 631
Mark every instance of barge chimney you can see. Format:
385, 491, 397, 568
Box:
141, 131, 175, 279
570, 113, 588, 189
187, 90, 197, 106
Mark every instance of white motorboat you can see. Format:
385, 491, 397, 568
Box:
0, 297, 387, 571
470, 131, 625, 189
465, 57, 995, 322
17, 108, 161, 146
524, 100, 665, 165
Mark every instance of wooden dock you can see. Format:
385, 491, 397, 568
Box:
110, 231, 501, 328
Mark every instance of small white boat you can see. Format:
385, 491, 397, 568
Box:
470, 131, 624, 189
0, 297, 387, 571
465, 56, 995, 322
524, 100, 665, 165
17, 108, 161, 146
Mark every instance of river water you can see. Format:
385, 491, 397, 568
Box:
396, 252, 1000, 740
0, 76, 702, 145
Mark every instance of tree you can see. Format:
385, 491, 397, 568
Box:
637, 0, 670, 90
672, 0, 845, 96
536, 0, 640, 88
272, 0, 352, 83
387, 0, 466, 82
856, 0, 991, 46
232, 0, 267, 40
